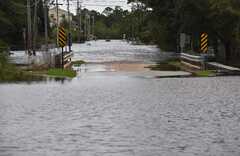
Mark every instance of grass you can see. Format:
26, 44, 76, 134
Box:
148, 58, 217, 78
0, 61, 43, 82
0, 53, 41, 82
47, 68, 77, 78
194, 70, 216, 77
72, 60, 86, 66
149, 59, 181, 71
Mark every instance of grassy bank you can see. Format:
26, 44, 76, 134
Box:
148, 59, 182, 71
47, 68, 77, 78
0, 54, 43, 82
193, 70, 216, 77
72, 60, 86, 66
0, 54, 77, 82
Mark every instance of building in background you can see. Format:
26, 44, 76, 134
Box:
49, 7, 73, 27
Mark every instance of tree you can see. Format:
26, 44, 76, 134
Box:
208, 0, 240, 62
128, 0, 240, 63
0, 0, 47, 49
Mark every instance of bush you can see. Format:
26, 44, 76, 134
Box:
0, 40, 9, 53
0, 49, 36, 82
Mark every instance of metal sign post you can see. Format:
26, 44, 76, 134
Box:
180, 33, 186, 53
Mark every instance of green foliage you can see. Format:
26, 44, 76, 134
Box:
0, 0, 25, 47
0, 40, 8, 49
127, 0, 240, 62
0, 0, 45, 48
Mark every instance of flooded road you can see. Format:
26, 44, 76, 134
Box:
1, 40, 240, 156
72, 40, 171, 63
72, 40, 176, 72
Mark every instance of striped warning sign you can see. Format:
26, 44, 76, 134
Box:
58, 27, 66, 48
200, 33, 208, 53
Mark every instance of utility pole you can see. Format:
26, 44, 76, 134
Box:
92, 16, 94, 39
85, 13, 87, 40
77, 0, 81, 43
27, 0, 32, 55
23, 28, 27, 54
50, 0, 63, 48
44, 0, 50, 66
32, 0, 38, 56
67, 0, 72, 52
44, 0, 49, 53
88, 14, 91, 40
56, 0, 59, 47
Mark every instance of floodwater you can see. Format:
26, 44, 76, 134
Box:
72, 40, 172, 63
1, 40, 240, 156
72, 40, 176, 72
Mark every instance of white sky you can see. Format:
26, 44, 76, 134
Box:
58, 0, 131, 14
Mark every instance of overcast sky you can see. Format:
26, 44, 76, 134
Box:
58, 0, 131, 14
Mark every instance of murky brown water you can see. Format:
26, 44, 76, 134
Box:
1, 40, 240, 156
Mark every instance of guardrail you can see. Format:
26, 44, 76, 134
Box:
180, 53, 205, 70
54, 52, 73, 69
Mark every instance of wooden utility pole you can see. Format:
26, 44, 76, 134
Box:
32, 0, 38, 56
44, 0, 49, 53
88, 14, 90, 40
85, 13, 87, 40
67, 0, 72, 52
27, 0, 32, 55
77, 0, 81, 43
92, 16, 94, 39
56, 0, 59, 47
23, 28, 27, 54
50, 0, 63, 47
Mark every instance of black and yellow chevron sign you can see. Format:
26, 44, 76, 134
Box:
200, 33, 208, 53
58, 27, 66, 48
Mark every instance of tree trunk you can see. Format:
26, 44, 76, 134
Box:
32, 0, 38, 56
225, 41, 231, 64
213, 38, 218, 60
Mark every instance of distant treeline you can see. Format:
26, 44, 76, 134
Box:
1, 0, 240, 65
70, 6, 152, 42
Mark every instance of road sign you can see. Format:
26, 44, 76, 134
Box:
58, 27, 67, 48
200, 33, 208, 53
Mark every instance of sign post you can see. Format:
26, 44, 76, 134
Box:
180, 33, 186, 53
58, 27, 67, 69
